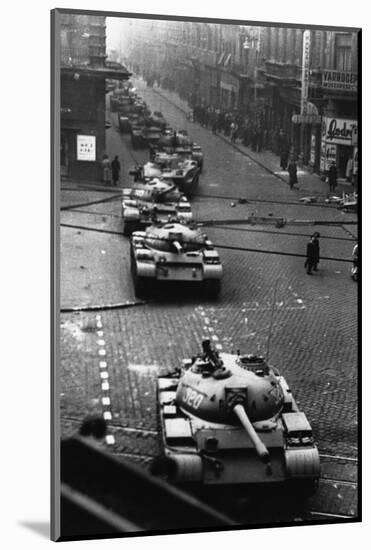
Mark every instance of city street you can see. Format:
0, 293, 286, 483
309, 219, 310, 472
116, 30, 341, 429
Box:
60, 80, 358, 525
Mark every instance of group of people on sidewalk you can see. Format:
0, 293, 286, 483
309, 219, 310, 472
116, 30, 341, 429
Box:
102, 154, 121, 186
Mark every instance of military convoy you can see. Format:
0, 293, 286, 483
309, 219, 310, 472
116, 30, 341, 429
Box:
110, 83, 320, 498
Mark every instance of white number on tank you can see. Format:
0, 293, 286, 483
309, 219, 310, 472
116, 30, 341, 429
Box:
183, 388, 203, 409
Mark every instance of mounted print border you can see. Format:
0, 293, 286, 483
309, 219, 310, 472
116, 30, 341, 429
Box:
51, 8, 361, 542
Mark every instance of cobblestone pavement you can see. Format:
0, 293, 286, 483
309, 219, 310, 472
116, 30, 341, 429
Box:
60, 81, 358, 523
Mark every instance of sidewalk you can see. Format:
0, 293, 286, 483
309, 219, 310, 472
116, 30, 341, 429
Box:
150, 84, 355, 200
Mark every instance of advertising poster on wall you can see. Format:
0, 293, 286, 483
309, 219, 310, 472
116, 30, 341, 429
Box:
77, 134, 96, 161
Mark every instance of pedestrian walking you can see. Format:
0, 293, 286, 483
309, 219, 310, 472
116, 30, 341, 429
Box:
250, 127, 258, 151
256, 127, 263, 152
111, 155, 121, 186
328, 161, 338, 192
304, 235, 317, 275
230, 121, 238, 143
279, 129, 289, 170
288, 159, 298, 189
312, 232, 320, 271
102, 154, 111, 186
346, 156, 353, 182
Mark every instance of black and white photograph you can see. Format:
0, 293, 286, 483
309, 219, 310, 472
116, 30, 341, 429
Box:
51, 5, 360, 543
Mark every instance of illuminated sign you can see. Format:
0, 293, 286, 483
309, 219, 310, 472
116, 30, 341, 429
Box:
77, 135, 96, 162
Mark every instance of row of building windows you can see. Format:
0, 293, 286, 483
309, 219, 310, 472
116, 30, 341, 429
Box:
152, 21, 356, 74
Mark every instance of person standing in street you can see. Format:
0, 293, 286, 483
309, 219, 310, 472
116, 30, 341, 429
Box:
230, 121, 238, 143
288, 159, 298, 189
312, 232, 320, 271
279, 129, 289, 170
305, 235, 317, 275
102, 154, 111, 186
328, 161, 338, 192
111, 155, 121, 186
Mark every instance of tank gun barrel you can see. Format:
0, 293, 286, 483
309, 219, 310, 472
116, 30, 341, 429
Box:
233, 403, 270, 463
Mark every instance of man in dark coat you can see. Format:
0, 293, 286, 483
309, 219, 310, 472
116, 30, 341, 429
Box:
328, 161, 338, 192
305, 236, 317, 275
111, 155, 121, 186
288, 160, 298, 189
312, 232, 320, 271
279, 130, 289, 169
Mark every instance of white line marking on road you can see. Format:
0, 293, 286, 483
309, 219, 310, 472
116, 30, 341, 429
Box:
100, 371, 109, 379
215, 343, 223, 350
128, 363, 160, 371
297, 299, 304, 304
106, 434, 115, 445
97, 339, 106, 346
96, 321, 103, 329
97, 330, 104, 337
102, 397, 110, 406
103, 411, 112, 420
95, 314, 101, 321
98, 349, 107, 356
211, 334, 219, 341
101, 381, 110, 391
99, 361, 107, 369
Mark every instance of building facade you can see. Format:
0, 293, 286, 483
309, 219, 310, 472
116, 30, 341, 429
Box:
123, 20, 358, 178
60, 14, 130, 181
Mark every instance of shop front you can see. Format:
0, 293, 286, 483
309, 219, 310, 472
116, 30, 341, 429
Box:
320, 116, 358, 178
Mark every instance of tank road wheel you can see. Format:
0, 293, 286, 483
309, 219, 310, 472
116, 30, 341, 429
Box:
204, 279, 221, 298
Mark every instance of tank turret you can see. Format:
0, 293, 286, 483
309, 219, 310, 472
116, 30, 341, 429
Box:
176, 339, 285, 465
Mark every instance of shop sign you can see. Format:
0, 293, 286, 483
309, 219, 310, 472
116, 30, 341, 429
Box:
301, 30, 311, 115
77, 135, 96, 162
322, 117, 357, 145
322, 70, 357, 92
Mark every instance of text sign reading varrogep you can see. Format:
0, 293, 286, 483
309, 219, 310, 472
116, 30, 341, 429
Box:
77, 135, 96, 162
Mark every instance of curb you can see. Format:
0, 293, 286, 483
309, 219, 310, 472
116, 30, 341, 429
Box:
61, 300, 146, 313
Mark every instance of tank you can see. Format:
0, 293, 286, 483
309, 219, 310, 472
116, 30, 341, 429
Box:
129, 152, 200, 197
151, 339, 320, 495
130, 222, 222, 296
150, 129, 204, 171
121, 178, 193, 236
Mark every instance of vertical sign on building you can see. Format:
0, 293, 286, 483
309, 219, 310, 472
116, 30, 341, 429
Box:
301, 30, 311, 115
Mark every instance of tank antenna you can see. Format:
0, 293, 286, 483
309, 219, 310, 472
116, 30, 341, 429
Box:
266, 279, 279, 362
